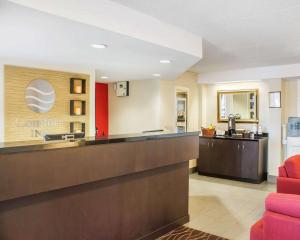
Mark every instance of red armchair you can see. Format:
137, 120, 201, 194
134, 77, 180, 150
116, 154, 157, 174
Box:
250, 193, 300, 240
277, 155, 300, 195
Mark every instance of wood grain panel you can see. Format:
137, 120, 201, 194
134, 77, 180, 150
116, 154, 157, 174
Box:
0, 163, 189, 240
0, 135, 197, 240
0, 135, 199, 202
4, 65, 90, 142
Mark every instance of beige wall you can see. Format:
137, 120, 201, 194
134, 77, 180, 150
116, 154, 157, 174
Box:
265, 79, 284, 176
108, 72, 200, 168
108, 79, 161, 135
200, 81, 269, 131
0, 64, 4, 142
160, 71, 199, 132
283, 79, 299, 123
200, 79, 300, 131
109, 72, 200, 135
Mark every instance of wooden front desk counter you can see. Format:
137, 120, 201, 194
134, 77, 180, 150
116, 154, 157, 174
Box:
0, 132, 199, 240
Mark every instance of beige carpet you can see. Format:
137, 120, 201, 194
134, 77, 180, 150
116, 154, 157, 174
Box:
157, 226, 229, 240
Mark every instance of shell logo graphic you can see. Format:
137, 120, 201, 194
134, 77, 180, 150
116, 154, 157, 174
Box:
25, 79, 56, 113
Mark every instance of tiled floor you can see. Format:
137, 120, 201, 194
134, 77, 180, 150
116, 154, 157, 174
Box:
186, 174, 276, 240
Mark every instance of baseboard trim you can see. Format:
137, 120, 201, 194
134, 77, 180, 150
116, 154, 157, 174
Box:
197, 171, 267, 184
189, 167, 197, 174
267, 174, 277, 183
137, 215, 190, 240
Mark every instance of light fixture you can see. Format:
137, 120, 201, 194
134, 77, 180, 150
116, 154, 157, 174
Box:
160, 59, 171, 64
101, 76, 109, 79
91, 44, 108, 49
152, 73, 161, 77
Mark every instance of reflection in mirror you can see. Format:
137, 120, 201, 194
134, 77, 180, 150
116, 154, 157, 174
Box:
218, 90, 258, 123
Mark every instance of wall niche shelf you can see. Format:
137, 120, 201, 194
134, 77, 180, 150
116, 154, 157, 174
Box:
70, 100, 86, 116
70, 122, 86, 133
70, 78, 86, 94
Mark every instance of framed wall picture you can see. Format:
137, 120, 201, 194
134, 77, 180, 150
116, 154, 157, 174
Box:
269, 91, 281, 108
115, 81, 129, 97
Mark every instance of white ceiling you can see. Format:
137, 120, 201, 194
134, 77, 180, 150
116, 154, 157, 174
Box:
111, 0, 300, 73
0, 0, 200, 81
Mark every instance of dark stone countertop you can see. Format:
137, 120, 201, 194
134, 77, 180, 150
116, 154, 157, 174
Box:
199, 134, 268, 142
0, 131, 200, 154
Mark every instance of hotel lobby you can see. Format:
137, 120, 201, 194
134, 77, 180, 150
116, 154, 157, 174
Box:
1, 0, 300, 240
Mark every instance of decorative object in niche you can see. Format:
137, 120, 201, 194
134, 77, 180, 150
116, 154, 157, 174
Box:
217, 89, 258, 123
115, 81, 129, 97
70, 78, 86, 94
269, 91, 281, 108
70, 122, 85, 134
25, 79, 56, 113
70, 100, 86, 116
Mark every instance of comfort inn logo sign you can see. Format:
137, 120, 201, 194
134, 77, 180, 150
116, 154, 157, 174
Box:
25, 79, 56, 113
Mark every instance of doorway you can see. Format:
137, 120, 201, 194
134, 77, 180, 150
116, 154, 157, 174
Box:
176, 91, 188, 132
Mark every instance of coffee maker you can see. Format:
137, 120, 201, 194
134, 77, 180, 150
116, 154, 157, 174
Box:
228, 114, 236, 136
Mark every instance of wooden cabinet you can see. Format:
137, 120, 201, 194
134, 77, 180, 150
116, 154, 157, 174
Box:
197, 137, 268, 183
240, 141, 258, 179
198, 138, 219, 174
219, 139, 240, 177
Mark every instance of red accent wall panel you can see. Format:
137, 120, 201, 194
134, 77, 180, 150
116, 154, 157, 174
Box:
95, 83, 108, 136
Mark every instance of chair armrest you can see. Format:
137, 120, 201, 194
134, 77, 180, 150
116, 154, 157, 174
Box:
278, 165, 287, 177
264, 211, 300, 240
277, 177, 300, 195
266, 193, 300, 219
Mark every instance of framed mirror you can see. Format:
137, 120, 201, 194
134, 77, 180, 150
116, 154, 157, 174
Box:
217, 89, 258, 123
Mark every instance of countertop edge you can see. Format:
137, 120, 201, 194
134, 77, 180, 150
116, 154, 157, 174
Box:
199, 135, 268, 141
0, 131, 200, 154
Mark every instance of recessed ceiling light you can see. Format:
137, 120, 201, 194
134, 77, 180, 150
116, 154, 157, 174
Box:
91, 44, 108, 49
160, 59, 171, 64
101, 76, 109, 79
152, 73, 161, 77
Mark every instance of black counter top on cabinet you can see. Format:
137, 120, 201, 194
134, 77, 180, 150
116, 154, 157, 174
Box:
199, 134, 268, 142
0, 131, 199, 154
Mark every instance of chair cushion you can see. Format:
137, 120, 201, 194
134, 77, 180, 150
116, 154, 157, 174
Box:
285, 155, 300, 179
266, 193, 300, 219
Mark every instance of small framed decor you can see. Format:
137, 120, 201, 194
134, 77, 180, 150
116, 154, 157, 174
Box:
269, 91, 281, 108
115, 81, 129, 97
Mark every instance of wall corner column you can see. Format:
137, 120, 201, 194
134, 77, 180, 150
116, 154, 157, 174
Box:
264, 78, 283, 177
89, 69, 96, 136
0, 64, 4, 142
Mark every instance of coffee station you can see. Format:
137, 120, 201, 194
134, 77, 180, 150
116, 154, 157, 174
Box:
198, 89, 268, 183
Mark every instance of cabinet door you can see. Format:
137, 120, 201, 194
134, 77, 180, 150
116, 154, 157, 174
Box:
207, 139, 222, 174
240, 141, 258, 179
198, 138, 212, 172
218, 139, 241, 177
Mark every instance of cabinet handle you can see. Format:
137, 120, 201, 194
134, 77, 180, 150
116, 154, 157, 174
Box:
212, 141, 214, 148
243, 144, 245, 150
208, 142, 210, 147
237, 144, 240, 151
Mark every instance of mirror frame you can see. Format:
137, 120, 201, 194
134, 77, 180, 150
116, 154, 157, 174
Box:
217, 89, 259, 123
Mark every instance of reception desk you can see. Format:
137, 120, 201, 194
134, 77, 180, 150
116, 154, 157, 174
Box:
0, 131, 199, 240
